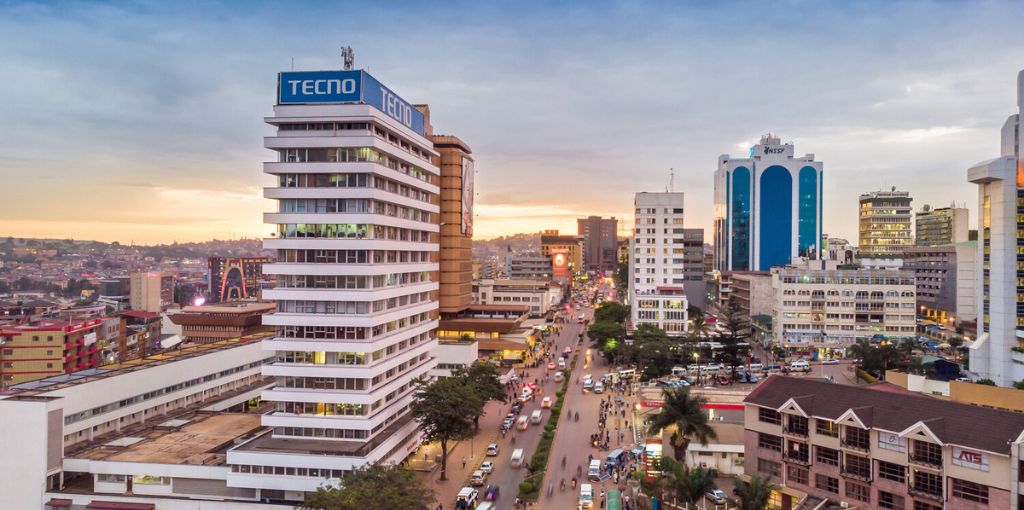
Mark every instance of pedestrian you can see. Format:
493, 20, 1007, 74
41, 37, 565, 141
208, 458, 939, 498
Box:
461, 457, 466, 469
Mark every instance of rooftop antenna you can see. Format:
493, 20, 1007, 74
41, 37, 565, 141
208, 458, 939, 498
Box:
667, 168, 675, 192
341, 46, 355, 70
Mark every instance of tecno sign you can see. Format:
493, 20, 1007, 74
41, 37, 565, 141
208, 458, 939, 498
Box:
278, 70, 425, 136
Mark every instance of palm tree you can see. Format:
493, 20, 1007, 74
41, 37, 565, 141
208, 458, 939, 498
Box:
647, 388, 717, 460
735, 475, 776, 510
689, 314, 710, 340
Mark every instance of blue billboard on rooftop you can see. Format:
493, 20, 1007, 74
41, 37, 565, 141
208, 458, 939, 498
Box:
277, 70, 425, 136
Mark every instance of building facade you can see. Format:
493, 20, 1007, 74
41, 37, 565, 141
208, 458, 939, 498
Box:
472, 278, 562, 317
168, 302, 275, 345
0, 319, 103, 385
577, 216, 618, 273
540, 230, 583, 274
771, 259, 917, 358
429, 127, 474, 315
504, 252, 553, 280
967, 69, 1024, 387
130, 271, 175, 313
208, 256, 272, 303
744, 376, 1024, 510
243, 68, 441, 498
859, 189, 913, 257
713, 133, 823, 272
902, 244, 977, 326
629, 192, 690, 335
915, 205, 969, 247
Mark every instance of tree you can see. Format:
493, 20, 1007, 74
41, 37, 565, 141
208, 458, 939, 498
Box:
452, 361, 507, 430
688, 314, 710, 340
656, 457, 716, 507
647, 388, 717, 460
1013, 380, 1024, 390
410, 377, 480, 481
594, 301, 630, 324
976, 378, 997, 386
714, 299, 750, 378
588, 321, 624, 347
735, 475, 775, 510
948, 336, 964, 361
300, 463, 433, 510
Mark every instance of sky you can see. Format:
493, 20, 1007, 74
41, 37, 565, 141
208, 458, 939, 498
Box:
1, 1, 1023, 245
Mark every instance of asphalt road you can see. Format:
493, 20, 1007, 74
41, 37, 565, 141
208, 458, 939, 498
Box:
430, 306, 591, 510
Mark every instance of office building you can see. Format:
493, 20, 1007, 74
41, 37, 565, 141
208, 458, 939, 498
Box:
713, 133, 823, 271
0, 335, 274, 509
822, 236, 855, 264
859, 188, 913, 257
208, 256, 272, 303
730, 272, 773, 329
967, 69, 1024, 387
577, 216, 618, 273
247, 67, 441, 498
744, 376, 1024, 510
0, 319, 103, 385
902, 243, 977, 326
472, 278, 563, 317
540, 231, 581, 278
168, 302, 275, 345
130, 271, 175, 313
771, 259, 916, 358
915, 205, 969, 246
429, 126, 474, 315
629, 192, 690, 335
505, 252, 553, 280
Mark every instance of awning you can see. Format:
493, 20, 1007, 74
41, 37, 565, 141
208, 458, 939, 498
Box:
478, 338, 529, 352
159, 334, 182, 349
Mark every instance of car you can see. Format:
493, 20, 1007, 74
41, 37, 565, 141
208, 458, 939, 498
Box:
516, 416, 529, 430
558, 358, 566, 370
480, 461, 494, 473
511, 402, 522, 414
470, 470, 486, 486
456, 487, 478, 509
563, 346, 572, 355
547, 362, 557, 370
706, 489, 727, 504
747, 373, 759, 383
578, 318, 585, 324
593, 382, 604, 393
484, 484, 500, 501
553, 371, 564, 382
541, 396, 553, 408
822, 359, 839, 365
486, 443, 499, 456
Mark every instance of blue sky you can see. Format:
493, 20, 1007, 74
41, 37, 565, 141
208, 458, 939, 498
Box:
1, 0, 1022, 244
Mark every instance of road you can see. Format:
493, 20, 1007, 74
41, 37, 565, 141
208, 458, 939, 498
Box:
429, 306, 590, 510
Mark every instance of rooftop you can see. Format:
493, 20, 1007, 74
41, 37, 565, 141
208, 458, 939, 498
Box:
745, 376, 1024, 454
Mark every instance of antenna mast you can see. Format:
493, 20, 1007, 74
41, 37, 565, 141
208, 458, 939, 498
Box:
341, 46, 355, 70
668, 168, 675, 192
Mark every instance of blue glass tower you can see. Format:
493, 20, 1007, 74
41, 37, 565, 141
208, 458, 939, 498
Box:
713, 133, 823, 271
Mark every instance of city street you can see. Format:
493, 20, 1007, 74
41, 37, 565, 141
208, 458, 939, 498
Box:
428, 306, 592, 509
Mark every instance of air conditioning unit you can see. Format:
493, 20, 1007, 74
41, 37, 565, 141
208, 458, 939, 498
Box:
840, 502, 851, 509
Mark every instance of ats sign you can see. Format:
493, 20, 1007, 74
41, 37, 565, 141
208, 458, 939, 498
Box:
278, 70, 425, 136
952, 447, 989, 471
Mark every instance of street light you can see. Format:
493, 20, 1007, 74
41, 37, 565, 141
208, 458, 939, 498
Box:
693, 352, 700, 385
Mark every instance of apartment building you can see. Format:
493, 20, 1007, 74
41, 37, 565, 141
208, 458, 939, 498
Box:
771, 259, 917, 358
472, 278, 562, 317
577, 216, 618, 273
130, 271, 175, 313
859, 189, 913, 257
629, 192, 690, 335
902, 243, 977, 326
504, 252, 553, 280
915, 205, 970, 247
0, 319, 103, 386
744, 376, 1024, 510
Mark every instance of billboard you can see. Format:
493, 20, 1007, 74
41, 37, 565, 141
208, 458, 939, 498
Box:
461, 157, 475, 236
552, 248, 570, 279
278, 70, 425, 136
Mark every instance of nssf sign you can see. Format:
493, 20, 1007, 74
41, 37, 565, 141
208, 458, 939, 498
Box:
277, 70, 425, 136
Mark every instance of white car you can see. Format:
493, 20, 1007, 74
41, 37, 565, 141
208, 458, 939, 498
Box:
541, 396, 553, 408
707, 489, 726, 504
486, 443, 499, 456
480, 461, 494, 473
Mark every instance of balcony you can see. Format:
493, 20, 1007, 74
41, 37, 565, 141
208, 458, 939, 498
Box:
908, 455, 943, 470
908, 485, 944, 502
840, 440, 870, 453
783, 453, 811, 467
784, 425, 809, 438
840, 468, 872, 482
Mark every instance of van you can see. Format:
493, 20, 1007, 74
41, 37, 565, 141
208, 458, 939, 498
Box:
510, 448, 525, 468
618, 368, 636, 380
579, 483, 595, 509
593, 382, 604, 394
671, 366, 688, 378
470, 470, 486, 486
605, 448, 626, 470
790, 360, 811, 372
516, 416, 529, 430
476, 504, 494, 510
587, 459, 602, 481
456, 487, 478, 507
748, 363, 765, 373
530, 409, 543, 424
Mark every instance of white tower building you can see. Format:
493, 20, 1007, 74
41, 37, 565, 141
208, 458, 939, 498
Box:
629, 192, 689, 336
967, 69, 1024, 387
226, 69, 440, 498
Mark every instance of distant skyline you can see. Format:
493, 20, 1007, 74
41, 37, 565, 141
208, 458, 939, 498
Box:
1, 1, 1022, 245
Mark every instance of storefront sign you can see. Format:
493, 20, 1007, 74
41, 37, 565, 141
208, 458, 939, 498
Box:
83, 332, 97, 347
952, 447, 989, 471
877, 432, 906, 452
640, 400, 663, 408
278, 70, 425, 135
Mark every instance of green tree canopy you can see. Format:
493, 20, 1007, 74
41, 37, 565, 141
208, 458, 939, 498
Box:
735, 475, 775, 510
452, 361, 507, 429
594, 301, 630, 324
588, 321, 625, 347
411, 377, 480, 480
300, 463, 433, 510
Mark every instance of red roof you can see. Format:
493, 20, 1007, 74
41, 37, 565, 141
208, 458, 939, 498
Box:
119, 310, 160, 319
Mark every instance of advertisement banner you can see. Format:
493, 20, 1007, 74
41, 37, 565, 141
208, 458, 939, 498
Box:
278, 70, 425, 135
877, 431, 906, 452
952, 447, 989, 471
83, 332, 97, 347
552, 248, 570, 279
461, 157, 475, 236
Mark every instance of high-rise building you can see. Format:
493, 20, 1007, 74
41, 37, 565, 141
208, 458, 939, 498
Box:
577, 216, 618, 273
236, 68, 441, 493
713, 133, 823, 271
129, 271, 175, 312
915, 204, 969, 246
858, 188, 913, 257
504, 252, 553, 280
967, 69, 1024, 387
208, 256, 272, 302
427, 122, 474, 315
629, 192, 689, 336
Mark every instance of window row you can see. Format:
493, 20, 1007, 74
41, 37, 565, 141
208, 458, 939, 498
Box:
276, 272, 431, 290
277, 173, 432, 204
276, 223, 432, 242
276, 248, 432, 264
780, 276, 915, 286
278, 198, 433, 223
275, 314, 432, 340
277, 147, 431, 183
277, 292, 430, 314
